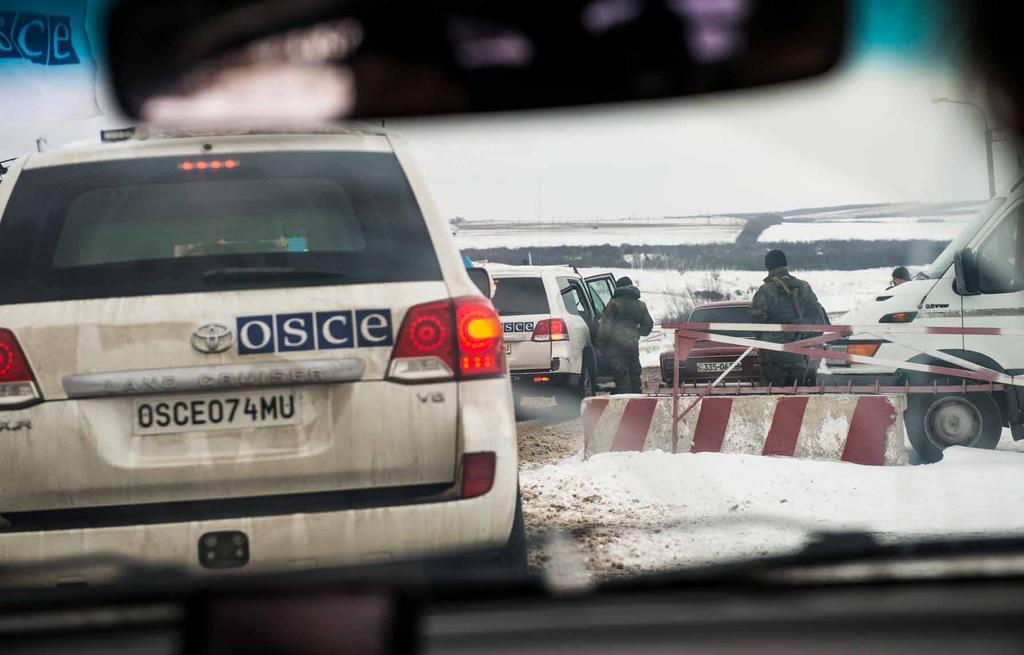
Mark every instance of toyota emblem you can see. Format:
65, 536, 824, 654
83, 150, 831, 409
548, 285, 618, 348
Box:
191, 323, 234, 354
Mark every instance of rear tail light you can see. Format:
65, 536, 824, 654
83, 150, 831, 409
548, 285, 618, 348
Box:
388, 297, 506, 383
461, 452, 496, 499
456, 300, 504, 378
532, 318, 569, 342
0, 329, 41, 408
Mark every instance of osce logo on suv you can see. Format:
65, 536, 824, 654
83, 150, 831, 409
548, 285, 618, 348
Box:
237, 310, 393, 355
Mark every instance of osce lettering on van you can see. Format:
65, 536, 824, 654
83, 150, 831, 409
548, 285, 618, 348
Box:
237, 310, 393, 355
503, 321, 536, 333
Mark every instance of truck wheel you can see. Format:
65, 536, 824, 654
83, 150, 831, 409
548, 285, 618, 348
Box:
556, 363, 593, 416
906, 392, 1002, 463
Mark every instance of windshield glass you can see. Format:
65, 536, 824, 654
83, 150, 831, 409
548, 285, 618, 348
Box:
689, 306, 756, 339
922, 195, 1008, 279
3, 0, 1024, 591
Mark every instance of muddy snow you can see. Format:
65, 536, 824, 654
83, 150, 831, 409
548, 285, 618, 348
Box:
517, 400, 1024, 580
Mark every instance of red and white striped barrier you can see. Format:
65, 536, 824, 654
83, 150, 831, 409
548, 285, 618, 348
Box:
583, 394, 907, 466
664, 321, 1024, 387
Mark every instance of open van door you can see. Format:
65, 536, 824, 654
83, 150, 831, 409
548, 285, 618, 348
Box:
584, 273, 617, 316
584, 273, 617, 379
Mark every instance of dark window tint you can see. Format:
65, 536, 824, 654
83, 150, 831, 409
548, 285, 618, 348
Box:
977, 203, 1024, 294
688, 305, 755, 338
492, 277, 549, 316
0, 151, 440, 304
557, 276, 591, 318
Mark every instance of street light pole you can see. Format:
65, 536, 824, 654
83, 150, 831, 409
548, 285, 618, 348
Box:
932, 97, 1002, 198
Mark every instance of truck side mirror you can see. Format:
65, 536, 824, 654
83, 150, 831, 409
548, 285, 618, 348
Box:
953, 249, 981, 295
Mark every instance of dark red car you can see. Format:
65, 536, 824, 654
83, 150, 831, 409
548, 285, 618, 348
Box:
660, 300, 828, 387
660, 301, 761, 387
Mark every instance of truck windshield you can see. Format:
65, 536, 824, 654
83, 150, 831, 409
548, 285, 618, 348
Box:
922, 195, 1007, 279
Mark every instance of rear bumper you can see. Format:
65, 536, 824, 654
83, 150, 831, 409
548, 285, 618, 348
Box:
0, 488, 516, 587
0, 378, 519, 585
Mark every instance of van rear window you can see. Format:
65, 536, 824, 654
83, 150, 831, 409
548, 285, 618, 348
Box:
492, 277, 549, 316
0, 151, 441, 304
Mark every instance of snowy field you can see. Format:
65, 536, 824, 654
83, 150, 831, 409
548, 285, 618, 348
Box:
454, 218, 742, 249
578, 267, 893, 366
521, 443, 1024, 578
452, 202, 982, 249
759, 216, 974, 243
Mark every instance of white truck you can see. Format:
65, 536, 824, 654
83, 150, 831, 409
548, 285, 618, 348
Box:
821, 188, 1024, 462
486, 265, 618, 412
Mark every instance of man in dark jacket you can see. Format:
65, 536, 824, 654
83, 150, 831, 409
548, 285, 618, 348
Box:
597, 277, 655, 394
748, 250, 824, 386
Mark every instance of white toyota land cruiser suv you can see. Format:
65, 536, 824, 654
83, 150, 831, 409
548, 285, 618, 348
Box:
0, 127, 522, 583
486, 265, 617, 412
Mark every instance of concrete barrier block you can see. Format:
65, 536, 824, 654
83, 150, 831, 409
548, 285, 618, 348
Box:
582, 394, 907, 466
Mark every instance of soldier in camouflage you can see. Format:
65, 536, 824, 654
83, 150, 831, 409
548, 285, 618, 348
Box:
597, 277, 655, 394
748, 249, 824, 386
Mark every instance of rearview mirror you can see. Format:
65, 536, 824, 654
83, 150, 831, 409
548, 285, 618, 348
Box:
466, 267, 493, 298
953, 249, 981, 296
107, 0, 846, 122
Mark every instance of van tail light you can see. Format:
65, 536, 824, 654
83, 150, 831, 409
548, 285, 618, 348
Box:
456, 299, 505, 378
461, 452, 496, 499
0, 329, 41, 408
532, 319, 569, 342
388, 297, 506, 383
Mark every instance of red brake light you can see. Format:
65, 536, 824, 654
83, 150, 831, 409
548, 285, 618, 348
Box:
389, 300, 455, 381
461, 452, 496, 499
179, 159, 239, 171
532, 318, 569, 342
0, 329, 40, 407
388, 297, 506, 382
456, 300, 504, 378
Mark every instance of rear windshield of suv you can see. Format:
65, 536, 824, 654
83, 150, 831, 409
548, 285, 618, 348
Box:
492, 277, 549, 316
0, 151, 441, 304
688, 305, 755, 338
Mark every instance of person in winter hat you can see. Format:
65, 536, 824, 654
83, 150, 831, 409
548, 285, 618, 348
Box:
748, 250, 824, 386
597, 276, 655, 394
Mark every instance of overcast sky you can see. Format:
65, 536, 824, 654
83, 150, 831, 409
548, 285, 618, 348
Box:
390, 57, 1019, 221
1, 56, 1017, 223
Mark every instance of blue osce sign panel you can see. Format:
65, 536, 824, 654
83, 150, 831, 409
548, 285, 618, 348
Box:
0, 10, 80, 65
236, 310, 395, 355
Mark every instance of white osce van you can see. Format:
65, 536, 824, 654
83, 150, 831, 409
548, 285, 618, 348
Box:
821, 187, 1024, 462
486, 265, 617, 412
0, 127, 522, 583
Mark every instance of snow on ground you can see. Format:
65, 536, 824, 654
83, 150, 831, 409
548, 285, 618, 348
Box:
580, 267, 892, 366
521, 444, 1024, 578
759, 216, 974, 243
454, 219, 741, 249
